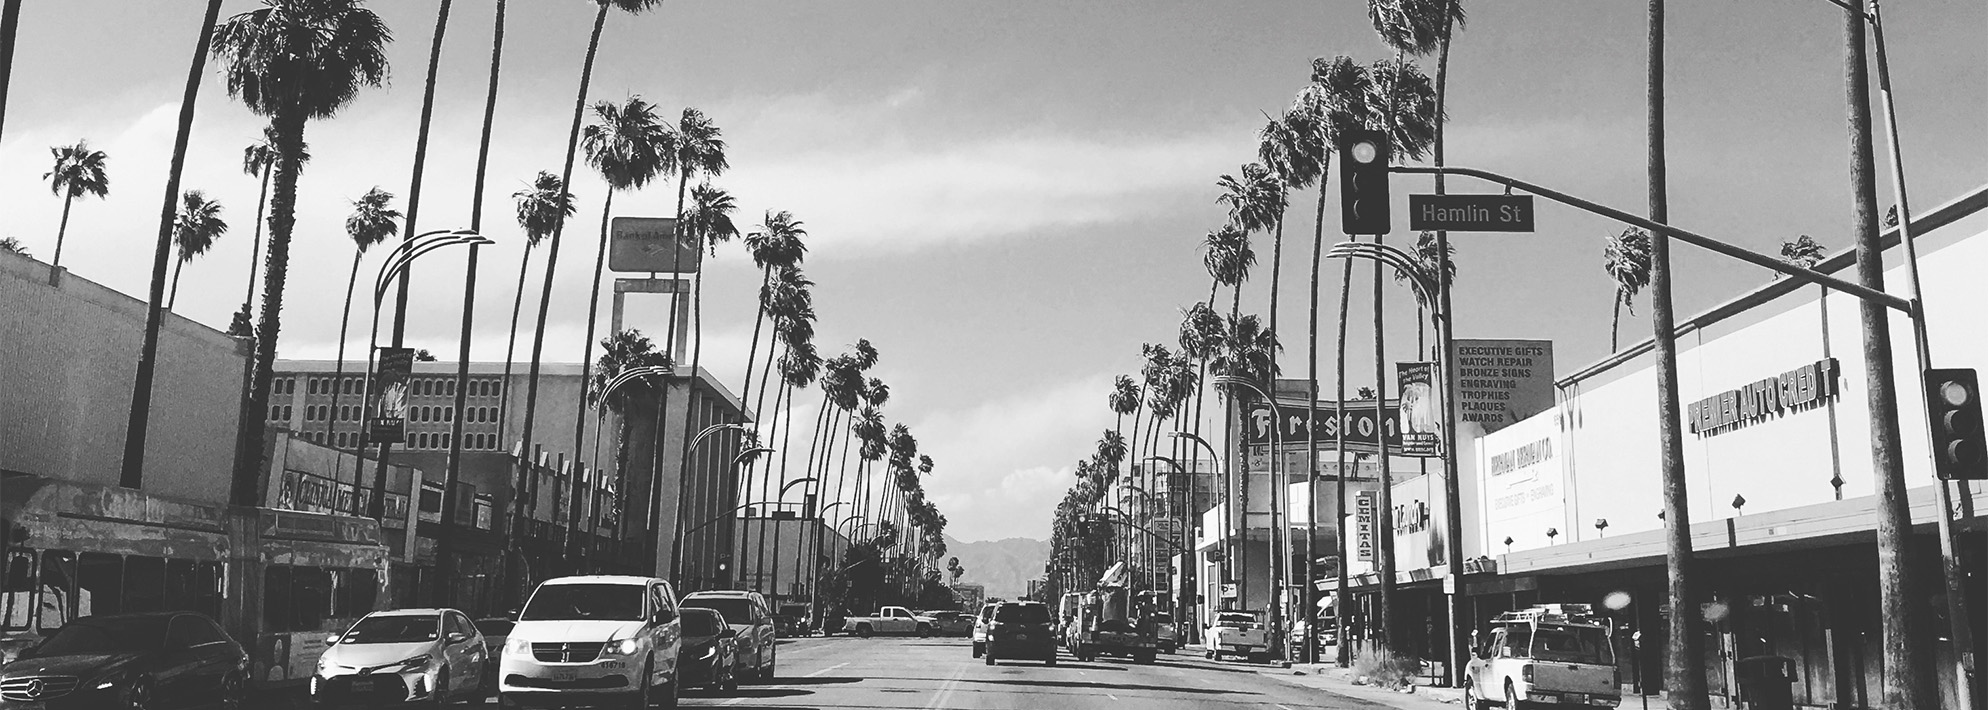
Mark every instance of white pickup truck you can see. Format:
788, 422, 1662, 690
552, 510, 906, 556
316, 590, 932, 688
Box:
843, 605, 935, 638
1205, 610, 1270, 662
1463, 604, 1622, 709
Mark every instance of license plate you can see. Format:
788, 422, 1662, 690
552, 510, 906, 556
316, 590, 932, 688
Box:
1567, 694, 1586, 702
553, 669, 579, 682
11, 703, 43, 710
1016, 633, 1030, 640
349, 678, 374, 693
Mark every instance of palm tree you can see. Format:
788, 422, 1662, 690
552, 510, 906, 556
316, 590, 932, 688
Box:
169, 191, 229, 309
1108, 375, 1140, 439
0, 238, 26, 257
662, 108, 728, 368
43, 141, 111, 269
573, 95, 673, 490
741, 211, 809, 410
328, 187, 401, 447
499, 172, 575, 439
520, 0, 664, 527
1394, 231, 1456, 354
383, 0, 454, 346
1254, 110, 1320, 644
213, 0, 391, 505
1780, 234, 1827, 269
1215, 164, 1282, 318
1603, 227, 1652, 353
1201, 225, 1255, 316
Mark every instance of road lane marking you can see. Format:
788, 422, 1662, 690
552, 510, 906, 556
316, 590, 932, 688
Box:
923, 664, 965, 709
721, 697, 746, 706
805, 662, 849, 678
1277, 705, 1297, 710
1108, 694, 1120, 701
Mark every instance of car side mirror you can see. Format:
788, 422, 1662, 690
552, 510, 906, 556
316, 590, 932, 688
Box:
446, 632, 470, 645
323, 634, 340, 646
720, 628, 737, 638
654, 608, 676, 625
506, 608, 521, 622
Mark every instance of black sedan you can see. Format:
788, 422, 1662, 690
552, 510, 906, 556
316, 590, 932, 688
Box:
0, 612, 248, 709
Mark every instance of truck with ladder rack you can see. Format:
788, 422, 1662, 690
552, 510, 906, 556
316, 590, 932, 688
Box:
1462, 603, 1623, 709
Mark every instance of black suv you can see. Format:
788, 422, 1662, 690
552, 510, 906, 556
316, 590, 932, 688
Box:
982, 602, 1057, 666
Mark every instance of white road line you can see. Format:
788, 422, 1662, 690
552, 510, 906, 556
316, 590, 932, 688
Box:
805, 662, 849, 678
923, 665, 965, 709
1108, 694, 1120, 701
721, 697, 747, 706
1276, 704, 1298, 710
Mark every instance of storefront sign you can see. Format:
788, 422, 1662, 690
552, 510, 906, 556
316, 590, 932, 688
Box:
1687, 357, 1839, 437
369, 347, 414, 444
1479, 412, 1565, 556
1243, 399, 1416, 456
1398, 362, 1442, 456
1355, 491, 1376, 562
1451, 339, 1555, 434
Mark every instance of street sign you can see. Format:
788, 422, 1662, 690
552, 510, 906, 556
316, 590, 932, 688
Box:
1409, 194, 1535, 232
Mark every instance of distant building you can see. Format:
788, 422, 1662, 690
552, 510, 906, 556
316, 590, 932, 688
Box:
734, 511, 851, 606
950, 582, 985, 610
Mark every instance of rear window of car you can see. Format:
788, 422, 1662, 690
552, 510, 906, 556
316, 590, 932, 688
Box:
994, 604, 1049, 624
680, 610, 723, 636
684, 597, 756, 625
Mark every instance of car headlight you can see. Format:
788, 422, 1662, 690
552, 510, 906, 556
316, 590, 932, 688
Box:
505, 636, 530, 655
394, 654, 434, 672
606, 639, 641, 656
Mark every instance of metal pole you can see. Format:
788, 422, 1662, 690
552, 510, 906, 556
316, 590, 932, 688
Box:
1867, 2, 1977, 704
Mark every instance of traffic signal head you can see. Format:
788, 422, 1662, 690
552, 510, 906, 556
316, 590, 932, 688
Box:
1925, 368, 1986, 480
1338, 128, 1391, 235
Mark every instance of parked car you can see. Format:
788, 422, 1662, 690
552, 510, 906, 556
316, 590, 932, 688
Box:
680, 591, 776, 682
1463, 604, 1621, 710
842, 606, 933, 638
981, 602, 1056, 667
312, 607, 486, 706
1151, 612, 1179, 653
774, 604, 810, 637
0, 611, 248, 709
1205, 610, 1269, 662
497, 575, 683, 709
969, 603, 999, 658
923, 610, 974, 637
676, 609, 738, 692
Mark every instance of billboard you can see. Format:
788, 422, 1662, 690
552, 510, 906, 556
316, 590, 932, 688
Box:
1479, 411, 1565, 555
608, 216, 694, 273
1451, 339, 1555, 434
368, 347, 414, 444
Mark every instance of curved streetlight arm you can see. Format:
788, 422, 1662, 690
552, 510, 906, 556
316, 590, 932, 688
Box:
1325, 242, 1437, 316
373, 231, 489, 306
733, 447, 774, 467
779, 477, 820, 498
1167, 431, 1222, 473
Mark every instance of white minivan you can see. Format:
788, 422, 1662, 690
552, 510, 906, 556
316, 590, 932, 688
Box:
498, 575, 683, 709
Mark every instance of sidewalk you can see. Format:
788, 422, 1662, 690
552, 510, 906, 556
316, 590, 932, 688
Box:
1253, 660, 1659, 710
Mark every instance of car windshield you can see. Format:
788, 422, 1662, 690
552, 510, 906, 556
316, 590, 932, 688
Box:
683, 598, 754, 625
521, 584, 645, 621
680, 610, 723, 636
1532, 626, 1613, 664
474, 619, 514, 637
34, 616, 167, 656
342, 615, 439, 644
994, 605, 1049, 624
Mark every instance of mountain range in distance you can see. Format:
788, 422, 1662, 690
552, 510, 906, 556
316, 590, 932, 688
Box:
940, 535, 1047, 601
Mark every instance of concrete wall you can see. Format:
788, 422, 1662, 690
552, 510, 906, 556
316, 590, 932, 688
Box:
1, 252, 248, 504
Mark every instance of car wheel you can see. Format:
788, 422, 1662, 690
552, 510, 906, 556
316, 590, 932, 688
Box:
1505, 681, 1522, 710
125, 676, 154, 710
857, 624, 873, 638
216, 671, 245, 710
630, 659, 653, 709
918, 624, 931, 638
1463, 680, 1490, 710
1137, 651, 1155, 665
1045, 655, 1057, 667
984, 648, 996, 666
654, 677, 678, 710
763, 656, 775, 681
433, 666, 451, 706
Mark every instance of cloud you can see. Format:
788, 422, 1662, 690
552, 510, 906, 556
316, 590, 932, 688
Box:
910, 372, 1121, 541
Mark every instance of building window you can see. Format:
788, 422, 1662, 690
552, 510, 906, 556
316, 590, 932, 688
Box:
445, 380, 455, 396
444, 407, 454, 423
419, 481, 444, 522
474, 496, 495, 530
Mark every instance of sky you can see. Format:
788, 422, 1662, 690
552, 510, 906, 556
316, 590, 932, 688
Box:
3, 0, 1984, 542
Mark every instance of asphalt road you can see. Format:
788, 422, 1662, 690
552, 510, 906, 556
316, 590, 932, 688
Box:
665, 635, 1397, 710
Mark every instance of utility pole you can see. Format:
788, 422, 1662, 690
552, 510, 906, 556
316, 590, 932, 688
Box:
1845, 3, 1930, 707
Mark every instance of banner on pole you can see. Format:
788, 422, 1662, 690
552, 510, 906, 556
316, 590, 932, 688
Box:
369, 347, 414, 444
1397, 362, 1442, 456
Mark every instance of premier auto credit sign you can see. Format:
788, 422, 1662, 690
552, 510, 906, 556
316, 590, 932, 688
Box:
1687, 357, 1840, 437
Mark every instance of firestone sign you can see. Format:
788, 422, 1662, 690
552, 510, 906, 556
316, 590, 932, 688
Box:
1687, 357, 1840, 437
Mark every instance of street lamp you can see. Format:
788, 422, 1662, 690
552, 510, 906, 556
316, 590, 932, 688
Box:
1167, 431, 1232, 608
357, 229, 491, 518
668, 422, 753, 587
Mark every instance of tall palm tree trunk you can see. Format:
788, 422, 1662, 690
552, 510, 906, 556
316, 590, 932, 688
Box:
499, 243, 534, 441
1264, 210, 1287, 656
244, 169, 271, 316
233, 105, 309, 507
326, 250, 362, 444
1303, 170, 1326, 664
1648, 1, 1707, 707
1371, 232, 1395, 654
0, 0, 19, 143
1610, 297, 1622, 352
168, 259, 185, 310
571, 189, 617, 563
388, 0, 452, 345
122, 0, 222, 493
738, 265, 772, 403
53, 195, 74, 268
522, 0, 609, 541
755, 347, 791, 594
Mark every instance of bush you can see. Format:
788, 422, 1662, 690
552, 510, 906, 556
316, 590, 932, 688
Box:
1351, 647, 1422, 689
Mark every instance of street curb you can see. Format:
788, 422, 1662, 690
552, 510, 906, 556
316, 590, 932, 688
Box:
1257, 663, 1467, 709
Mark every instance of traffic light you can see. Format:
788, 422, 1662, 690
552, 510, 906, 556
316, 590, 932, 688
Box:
1338, 128, 1391, 235
1925, 368, 1987, 480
